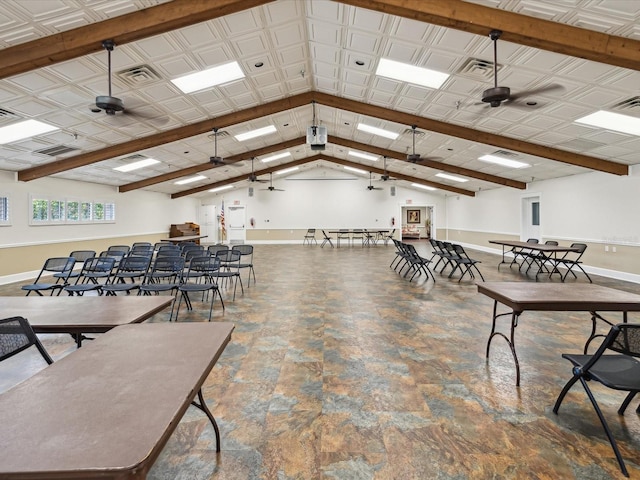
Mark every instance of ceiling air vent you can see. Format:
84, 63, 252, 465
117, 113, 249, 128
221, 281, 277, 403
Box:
0, 108, 18, 124
491, 150, 518, 157
207, 130, 230, 140
612, 96, 640, 112
35, 145, 79, 156
458, 57, 498, 79
121, 154, 147, 161
116, 65, 162, 87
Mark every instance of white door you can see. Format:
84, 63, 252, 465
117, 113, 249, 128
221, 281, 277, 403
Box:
227, 205, 246, 244
521, 196, 541, 241
199, 204, 217, 244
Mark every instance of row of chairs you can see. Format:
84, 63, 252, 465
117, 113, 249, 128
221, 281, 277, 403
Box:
390, 239, 435, 282
429, 239, 485, 282
310, 229, 396, 248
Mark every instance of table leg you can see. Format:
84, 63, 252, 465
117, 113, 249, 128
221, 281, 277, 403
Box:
486, 300, 522, 386
497, 245, 509, 270
191, 388, 221, 452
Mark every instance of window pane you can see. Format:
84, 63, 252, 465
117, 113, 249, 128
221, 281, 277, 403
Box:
81, 202, 92, 221
67, 201, 79, 221
532, 202, 540, 226
32, 199, 48, 222
104, 203, 115, 221
50, 200, 65, 221
94, 202, 104, 221
0, 196, 8, 223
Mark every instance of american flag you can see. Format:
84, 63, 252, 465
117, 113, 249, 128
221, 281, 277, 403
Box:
220, 200, 226, 239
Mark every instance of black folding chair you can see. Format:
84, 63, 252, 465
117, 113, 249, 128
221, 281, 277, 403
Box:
0, 316, 53, 365
554, 323, 640, 477
303, 228, 317, 245
21, 257, 76, 296
554, 242, 593, 283
320, 230, 334, 248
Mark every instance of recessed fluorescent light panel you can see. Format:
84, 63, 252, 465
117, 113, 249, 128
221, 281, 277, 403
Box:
344, 166, 367, 175
276, 167, 299, 175
435, 172, 468, 183
261, 152, 291, 163
348, 150, 378, 161
174, 175, 207, 185
478, 154, 530, 169
575, 110, 640, 136
0, 119, 59, 144
376, 58, 449, 89
411, 183, 437, 191
171, 61, 245, 94
357, 123, 399, 140
234, 125, 277, 142
113, 158, 160, 172
209, 185, 233, 193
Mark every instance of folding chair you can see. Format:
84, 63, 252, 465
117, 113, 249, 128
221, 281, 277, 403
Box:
54, 250, 96, 282
22, 257, 76, 296
102, 255, 151, 296
554, 242, 592, 283
554, 323, 640, 477
450, 244, 485, 282
303, 228, 317, 245
138, 256, 185, 320
320, 230, 334, 248
403, 243, 435, 282
174, 256, 224, 322
63, 257, 116, 296
213, 250, 244, 301
0, 316, 53, 365
232, 244, 256, 286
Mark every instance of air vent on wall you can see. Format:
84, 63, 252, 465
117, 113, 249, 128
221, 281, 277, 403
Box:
458, 57, 498, 79
116, 65, 162, 87
613, 96, 640, 111
35, 145, 79, 157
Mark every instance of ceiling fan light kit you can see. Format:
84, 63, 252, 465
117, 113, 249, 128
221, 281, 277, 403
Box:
306, 101, 327, 151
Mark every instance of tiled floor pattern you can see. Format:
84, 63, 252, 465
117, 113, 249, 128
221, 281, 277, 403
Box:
2, 242, 640, 479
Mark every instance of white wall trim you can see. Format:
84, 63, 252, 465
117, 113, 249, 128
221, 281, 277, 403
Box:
0, 231, 168, 249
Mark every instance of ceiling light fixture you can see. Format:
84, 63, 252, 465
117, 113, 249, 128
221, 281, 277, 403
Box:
276, 167, 299, 175
344, 166, 367, 175
411, 183, 437, 191
575, 110, 640, 136
171, 61, 244, 94
435, 172, 468, 183
348, 150, 378, 161
209, 185, 233, 193
113, 157, 160, 172
174, 175, 207, 185
376, 58, 449, 89
478, 154, 530, 169
0, 120, 59, 144
357, 123, 399, 140
261, 152, 291, 163
234, 125, 277, 142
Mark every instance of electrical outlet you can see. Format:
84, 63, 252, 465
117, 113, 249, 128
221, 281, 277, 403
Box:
613, 246, 617, 253
605, 245, 609, 252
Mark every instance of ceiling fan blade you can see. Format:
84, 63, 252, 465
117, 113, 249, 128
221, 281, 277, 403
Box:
508, 83, 565, 102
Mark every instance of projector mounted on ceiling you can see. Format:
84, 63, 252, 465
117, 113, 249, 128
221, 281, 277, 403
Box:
306, 101, 327, 151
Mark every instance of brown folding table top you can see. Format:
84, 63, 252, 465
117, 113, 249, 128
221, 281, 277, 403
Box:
0, 322, 234, 479
0, 295, 172, 334
478, 281, 640, 313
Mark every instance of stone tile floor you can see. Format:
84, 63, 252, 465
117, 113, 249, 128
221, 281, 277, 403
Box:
1, 242, 639, 479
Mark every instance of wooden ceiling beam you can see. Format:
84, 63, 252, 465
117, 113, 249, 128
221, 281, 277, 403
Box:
172, 154, 475, 199
314, 92, 627, 176
18, 93, 314, 181
0, 0, 274, 80
328, 136, 526, 189
118, 137, 306, 193
338, 0, 640, 71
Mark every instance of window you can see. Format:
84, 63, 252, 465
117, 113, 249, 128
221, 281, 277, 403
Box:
31, 198, 49, 222
50, 200, 65, 222
532, 202, 540, 226
80, 202, 92, 222
66, 200, 79, 222
0, 196, 9, 225
29, 196, 115, 225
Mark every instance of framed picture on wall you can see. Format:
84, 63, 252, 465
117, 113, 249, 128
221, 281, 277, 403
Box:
407, 209, 420, 224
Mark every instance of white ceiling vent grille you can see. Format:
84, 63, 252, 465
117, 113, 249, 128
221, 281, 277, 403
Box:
120, 154, 147, 162
116, 65, 162, 87
492, 150, 518, 157
0, 108, 19, 124
612, 96, 640, 112
35, 145, 79, 157
207, 130, 230, 140
458, 58, 498, 79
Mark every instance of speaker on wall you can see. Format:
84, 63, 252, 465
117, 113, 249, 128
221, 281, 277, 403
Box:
248, 187, 254, 197
390, 186, 396, 196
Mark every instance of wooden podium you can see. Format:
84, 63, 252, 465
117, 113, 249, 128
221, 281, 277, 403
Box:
168, 222, 203, 244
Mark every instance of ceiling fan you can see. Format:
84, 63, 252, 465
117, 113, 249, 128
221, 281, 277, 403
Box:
209, 127, 226, 165
367, 172, 383, 190
379, 156, 397, 181
481, 29, 564, 108
248, 157, 267, 182
261, 173, 284, 191
90, 40, 165, 123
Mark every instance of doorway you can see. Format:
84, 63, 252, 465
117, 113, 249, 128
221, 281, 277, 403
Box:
521, 195, 541, 241
227, 205, 246, 244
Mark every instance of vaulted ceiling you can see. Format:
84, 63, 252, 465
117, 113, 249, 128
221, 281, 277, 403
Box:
0, 0, 638, 198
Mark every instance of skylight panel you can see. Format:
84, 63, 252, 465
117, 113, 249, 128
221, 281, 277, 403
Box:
171, 61, 245, 94
412, 183, 437, 191
209, 185, 233, 193
478, 154, 530, 169
575, 110, 640, 136
0, 120, 59, 144
261, 152, 291, 163
174, 175, 207, 185
113, 158, 160, 172
376, 58, 449, 89
344, 166, 367, 175
348, 150, 378, 161
435, 172, 468, 183
234, 125, 277, 142
357, 123, 399, 140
